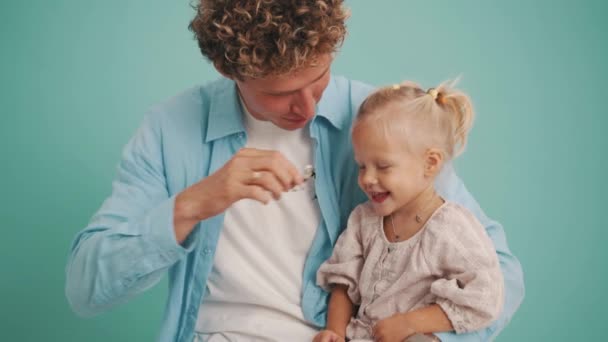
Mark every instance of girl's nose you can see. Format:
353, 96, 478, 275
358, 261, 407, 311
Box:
361, 171, 378, 186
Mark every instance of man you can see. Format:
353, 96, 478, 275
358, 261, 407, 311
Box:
65, 1, 524, 341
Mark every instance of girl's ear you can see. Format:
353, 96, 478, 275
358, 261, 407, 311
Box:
424, 148, 444, 177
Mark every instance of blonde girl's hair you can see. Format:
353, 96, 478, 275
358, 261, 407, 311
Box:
355, 79, 475, 159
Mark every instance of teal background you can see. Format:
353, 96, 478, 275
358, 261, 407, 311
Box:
1, 0, 606, 341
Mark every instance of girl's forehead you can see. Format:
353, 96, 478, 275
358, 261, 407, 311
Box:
354, 129, 409, 154
353, 120, 427, 158
353, 119, 405, 142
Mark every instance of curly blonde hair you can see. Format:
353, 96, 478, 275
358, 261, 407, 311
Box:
189, 0, 349, 79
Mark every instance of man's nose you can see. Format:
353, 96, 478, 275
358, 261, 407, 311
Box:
291, 88, 316, 118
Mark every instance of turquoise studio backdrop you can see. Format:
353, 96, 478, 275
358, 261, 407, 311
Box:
1, 1, 606, 341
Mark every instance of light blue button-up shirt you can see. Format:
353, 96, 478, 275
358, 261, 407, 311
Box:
65, 76, 524, 342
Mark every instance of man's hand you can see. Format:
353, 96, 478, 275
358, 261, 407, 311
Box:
372, 313, 415, 342
313, 329, 345, 342
173, 148, 303, 243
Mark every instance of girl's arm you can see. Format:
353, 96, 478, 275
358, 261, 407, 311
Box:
420, 203, 504, 336
317, 205, 367, 336
434, 163, 524, 341
326, 284, 355, 338
401, 304, 453, 334
372, 304, 452, 341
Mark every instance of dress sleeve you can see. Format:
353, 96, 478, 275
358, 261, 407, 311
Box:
423, 204, 504, 334
316, 205, 367, 304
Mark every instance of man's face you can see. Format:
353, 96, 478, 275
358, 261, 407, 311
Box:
235, 54, 332, 130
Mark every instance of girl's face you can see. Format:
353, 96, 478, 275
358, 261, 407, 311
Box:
352, 120, 433, 217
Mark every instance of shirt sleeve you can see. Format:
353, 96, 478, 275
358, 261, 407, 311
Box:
433, 163, 525, 341
422, 204, 504, 334
316, 205, 366, 304
65, 112, 199, 317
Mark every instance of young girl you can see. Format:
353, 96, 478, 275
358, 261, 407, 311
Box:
313, 81, 504, 342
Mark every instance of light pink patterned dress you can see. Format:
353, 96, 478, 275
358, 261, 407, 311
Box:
317, 201, 504, 340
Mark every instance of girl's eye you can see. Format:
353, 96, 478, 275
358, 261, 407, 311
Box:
358, 165, 366, 170
377, 165, 391, 170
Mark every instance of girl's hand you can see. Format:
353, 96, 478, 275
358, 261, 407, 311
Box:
372, 313, 416, 342
312, 329, 345, 342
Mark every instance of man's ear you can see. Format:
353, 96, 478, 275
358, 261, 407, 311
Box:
424, 148, 444, 178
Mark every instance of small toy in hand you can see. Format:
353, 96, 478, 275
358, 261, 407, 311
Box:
290, 164, 315, 191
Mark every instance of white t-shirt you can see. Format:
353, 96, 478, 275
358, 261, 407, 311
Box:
195, 100, 322, 341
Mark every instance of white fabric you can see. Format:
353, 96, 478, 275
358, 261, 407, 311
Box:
195, 99, 321, 341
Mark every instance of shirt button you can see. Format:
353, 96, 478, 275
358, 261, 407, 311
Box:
202, 248, 210, 255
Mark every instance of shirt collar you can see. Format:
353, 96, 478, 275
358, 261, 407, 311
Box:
205, 78, 245, 143
204, 75, 347, 143
316, 74, 348, 130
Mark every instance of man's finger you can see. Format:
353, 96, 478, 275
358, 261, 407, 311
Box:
239, 149, 303, 189
241, 185, 272, 204
251, 156, 301, 189
244, 171, 284, 199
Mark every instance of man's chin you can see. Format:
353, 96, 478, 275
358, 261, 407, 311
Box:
280, 117, 310, 130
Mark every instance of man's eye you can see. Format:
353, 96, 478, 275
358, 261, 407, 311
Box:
271, 89, 299, 97
378, 165, 391, 170
358, 165, 366, 170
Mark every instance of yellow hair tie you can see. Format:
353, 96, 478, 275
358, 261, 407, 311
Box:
427, 88, 439, 100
